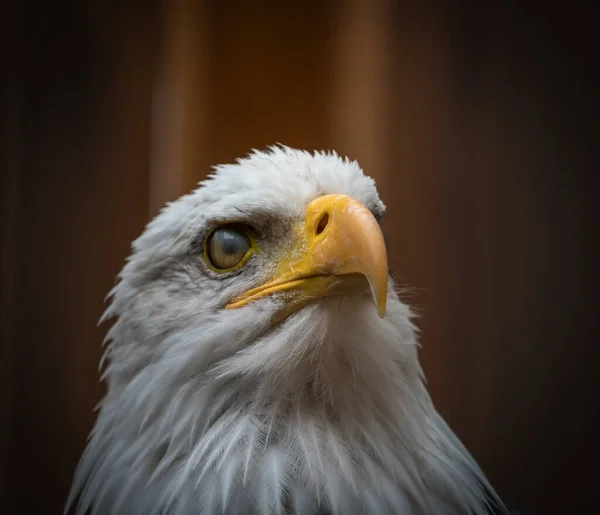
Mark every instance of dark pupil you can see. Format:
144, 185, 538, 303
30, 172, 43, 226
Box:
220, 230, 240, 254
209, 227, 251, 270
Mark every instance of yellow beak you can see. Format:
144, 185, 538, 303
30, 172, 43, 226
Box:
226, 194, 388, 320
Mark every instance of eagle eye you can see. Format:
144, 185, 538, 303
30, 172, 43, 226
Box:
205, 225, 253, 272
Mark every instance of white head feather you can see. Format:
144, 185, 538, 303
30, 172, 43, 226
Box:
67, 146, 505, 514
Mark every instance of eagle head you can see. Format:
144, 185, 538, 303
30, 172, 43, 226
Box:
68, 146, 504, 514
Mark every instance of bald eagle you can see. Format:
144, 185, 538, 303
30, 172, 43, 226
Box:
67, 146, 506, 514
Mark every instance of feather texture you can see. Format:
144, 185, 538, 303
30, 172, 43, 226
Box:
67, 146, 507, 514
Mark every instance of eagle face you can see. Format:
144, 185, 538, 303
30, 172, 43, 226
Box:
68, 146, 503, 515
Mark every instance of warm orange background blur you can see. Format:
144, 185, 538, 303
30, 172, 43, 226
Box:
1, 1, 598, 514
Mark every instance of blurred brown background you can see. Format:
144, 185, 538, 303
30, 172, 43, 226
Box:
1, 0, 598, 514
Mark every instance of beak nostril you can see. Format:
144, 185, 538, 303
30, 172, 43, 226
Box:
316, 213, 329, 235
